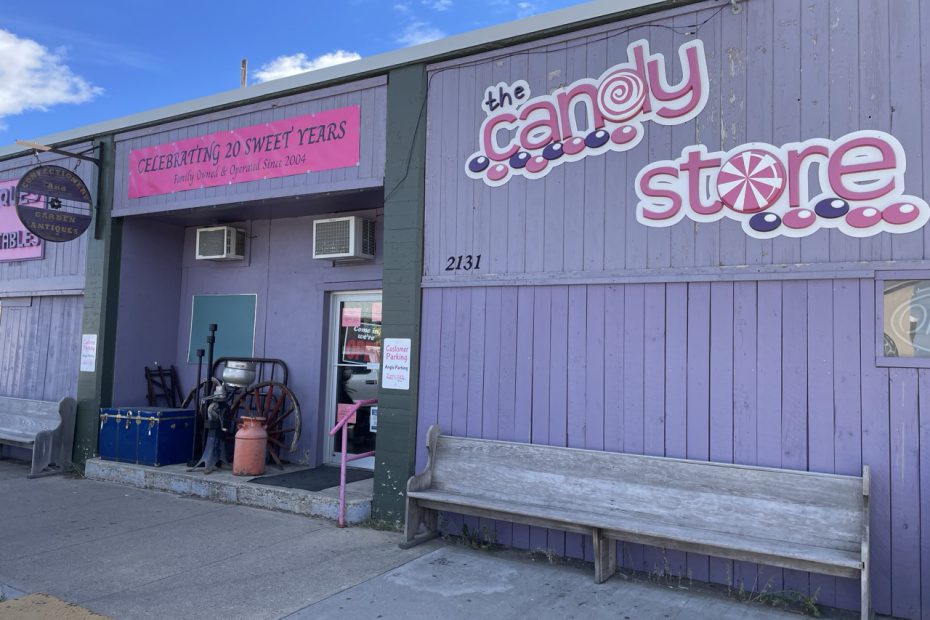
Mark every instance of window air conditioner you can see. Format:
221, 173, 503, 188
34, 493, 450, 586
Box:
195, 226, 246, 261
312, 216, 376, 261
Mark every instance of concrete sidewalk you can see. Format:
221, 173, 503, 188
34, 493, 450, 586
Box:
0, 458, 844, 619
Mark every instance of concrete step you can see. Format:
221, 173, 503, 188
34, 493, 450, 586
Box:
84, 458, 373, 524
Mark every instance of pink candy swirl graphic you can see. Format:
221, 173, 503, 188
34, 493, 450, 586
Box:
597, 68, 647, 122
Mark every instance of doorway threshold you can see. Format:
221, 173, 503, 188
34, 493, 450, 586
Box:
83, 458, 373, 524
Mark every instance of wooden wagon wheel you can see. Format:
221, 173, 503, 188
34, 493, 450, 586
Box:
229, 381, 302, 468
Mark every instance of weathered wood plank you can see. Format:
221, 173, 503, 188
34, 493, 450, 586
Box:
889, 368, 921, 618
755, 280, 785, 592
708, 280, 734, 586
466, 288, 487, 439
807, 279, 837, 606
781, 279, 810, 598
512, 286, 535, 550
888, 0, 923, 261
414, 290, 443, 470
450, 289, 471, 438
685, 282, 711, 582
919, 369, 930, 619
858, 279, 891, 612
832, 277, 862, 607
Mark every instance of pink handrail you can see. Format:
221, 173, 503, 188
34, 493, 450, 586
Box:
329, 399, 377, 527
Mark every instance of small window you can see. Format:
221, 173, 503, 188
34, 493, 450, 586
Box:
187, 294, 257, 363
881, 278, 930, 365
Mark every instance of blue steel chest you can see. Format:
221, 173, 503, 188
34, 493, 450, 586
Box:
99, 408, 195, 467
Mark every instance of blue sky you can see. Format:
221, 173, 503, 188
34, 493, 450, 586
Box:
0, 0, 589, 146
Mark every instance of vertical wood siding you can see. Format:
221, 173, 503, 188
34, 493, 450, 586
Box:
418, 0, 930, 617
423, 0, 930, 277
112, 80, 387, 217
0, 295, 83, 400
416, 280, 922, 616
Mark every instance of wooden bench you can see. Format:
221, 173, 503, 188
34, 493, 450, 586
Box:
0, 396, 77, 478
403, 426, 871, 619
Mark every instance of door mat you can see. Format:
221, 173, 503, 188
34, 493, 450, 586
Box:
251, 465, 373, 492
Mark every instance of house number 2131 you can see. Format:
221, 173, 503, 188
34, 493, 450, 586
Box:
445, 254, 482, 271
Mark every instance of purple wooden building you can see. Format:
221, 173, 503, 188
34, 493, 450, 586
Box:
1, 0, 928, 617
414, 0, 930, 617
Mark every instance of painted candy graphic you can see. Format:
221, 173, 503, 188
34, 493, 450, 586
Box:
636, 130, 930, 239
716, 149, 786, 214
465, 38, 709, 187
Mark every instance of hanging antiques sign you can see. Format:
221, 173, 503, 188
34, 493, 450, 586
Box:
127, 105, 361, 199
0, 179, 43, 261
15, 165, 92, 242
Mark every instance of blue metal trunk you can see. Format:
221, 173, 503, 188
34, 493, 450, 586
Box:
98, 408, 194, 466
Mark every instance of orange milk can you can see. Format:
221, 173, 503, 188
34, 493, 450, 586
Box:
233, 416, 268, 476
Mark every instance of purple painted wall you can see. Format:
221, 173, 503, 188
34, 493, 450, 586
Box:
111, 218, 185, 406
112, 78, 387, 218
419, 1, 930, 617
112, 209, 383, 467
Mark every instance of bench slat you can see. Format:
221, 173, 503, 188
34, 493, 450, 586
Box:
431, 463, 862, 551
0, 398, 63, 420
409, 489, 862, 578
433, 436, 861, 510
430, 441, 862, 551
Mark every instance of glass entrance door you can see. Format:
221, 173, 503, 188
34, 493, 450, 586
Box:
325, 291, 382, 469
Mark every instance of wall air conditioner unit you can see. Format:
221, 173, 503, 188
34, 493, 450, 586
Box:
313, 216, 376, 262
195, 226, 246, 261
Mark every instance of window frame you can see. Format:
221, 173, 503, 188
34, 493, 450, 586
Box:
875, 270, 930, 368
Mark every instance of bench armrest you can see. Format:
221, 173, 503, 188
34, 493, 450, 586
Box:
407, 425, 441, 493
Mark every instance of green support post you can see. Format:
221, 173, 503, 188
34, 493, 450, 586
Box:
73, 135, 122, 468
372, 64, 428, 527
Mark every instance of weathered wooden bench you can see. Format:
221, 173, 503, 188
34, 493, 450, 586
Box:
403, 426, 871, 619
0, 396, 77, 478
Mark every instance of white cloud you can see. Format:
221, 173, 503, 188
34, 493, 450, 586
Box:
487, 0, 543, 18
516, 1, 539, 17
394, 3, 411, 13
0, 29, 101, 128
423, 0, 452, 10
396, 21, 446, 47
253, 50, 362, 83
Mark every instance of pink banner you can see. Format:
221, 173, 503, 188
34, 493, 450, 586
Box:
128, 105, 361, 199
0, 179, 43, 262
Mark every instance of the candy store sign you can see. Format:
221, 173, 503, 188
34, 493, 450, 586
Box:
464, 36, 930, 240
636, 131, 930, 238
465, 39, 708, 186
